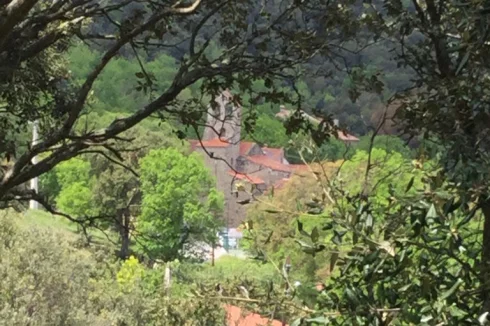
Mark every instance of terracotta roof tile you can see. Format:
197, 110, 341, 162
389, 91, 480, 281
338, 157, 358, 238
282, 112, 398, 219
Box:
246, 155, 291, 172
228, 171, 265, 185
225, 305, 286, 326
190, 138, 230, 148
239, 141, 256, 156
262, 147, 284, 162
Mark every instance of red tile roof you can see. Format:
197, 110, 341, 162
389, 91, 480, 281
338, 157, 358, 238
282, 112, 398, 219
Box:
262, 147, 284, 162
190, 139, 308, 175
228, 171, 265, 185
225, 305, 286, 326
191, 138, 230, 148
239, 141, 256, 156
246, 155, 292, 173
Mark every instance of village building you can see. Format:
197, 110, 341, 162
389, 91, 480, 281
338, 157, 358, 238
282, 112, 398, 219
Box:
190, 91, 359, 232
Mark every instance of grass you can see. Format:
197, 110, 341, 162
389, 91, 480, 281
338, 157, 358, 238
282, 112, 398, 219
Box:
191, 255, 282, 282
11, 209, 117, 246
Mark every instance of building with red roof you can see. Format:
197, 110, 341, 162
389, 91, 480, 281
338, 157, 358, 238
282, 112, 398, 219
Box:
190, 91, 358, 228
225, 305, 287, 326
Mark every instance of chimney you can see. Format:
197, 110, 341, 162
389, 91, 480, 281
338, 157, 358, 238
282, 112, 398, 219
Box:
333, 119, 339, 127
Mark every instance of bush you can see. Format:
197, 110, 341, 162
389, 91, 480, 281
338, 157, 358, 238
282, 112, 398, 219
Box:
0, 211, 225, 326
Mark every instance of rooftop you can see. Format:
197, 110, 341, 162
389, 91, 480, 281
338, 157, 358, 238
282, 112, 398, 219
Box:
246, 155, 292, 173
225, 305, 286, 326
228, 171, 265, 185
190, 138, 230, 149
239, 141, 255, 156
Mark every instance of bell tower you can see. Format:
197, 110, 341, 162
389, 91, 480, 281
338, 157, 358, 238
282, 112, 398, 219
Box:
203, 90, 241, 144
202, 90, 241, 169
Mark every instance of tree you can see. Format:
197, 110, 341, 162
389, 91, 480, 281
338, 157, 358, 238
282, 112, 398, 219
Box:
245, 1, 490, 323
355, 0, 490, 314
137, 148, 224, 261
244, 114, 289, 148
355, 134, 412, 158
89, 124, 183, 258
54, 157, 94, 217
0, 0, 355, 209
245, 162, 342, 282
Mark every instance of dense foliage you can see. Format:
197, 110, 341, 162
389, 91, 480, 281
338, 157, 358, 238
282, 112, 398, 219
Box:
137, 148, 224, 260
0, 211, 225, 325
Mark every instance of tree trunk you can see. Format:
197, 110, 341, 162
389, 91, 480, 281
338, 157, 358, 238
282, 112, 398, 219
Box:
118, 210, 131, 259
481, 197, 490, 313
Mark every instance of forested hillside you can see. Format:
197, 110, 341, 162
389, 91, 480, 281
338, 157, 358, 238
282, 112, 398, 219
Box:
66, 1, 416, 138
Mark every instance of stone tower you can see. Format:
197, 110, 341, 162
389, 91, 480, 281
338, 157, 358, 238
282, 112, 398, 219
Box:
203, 90, 241, 167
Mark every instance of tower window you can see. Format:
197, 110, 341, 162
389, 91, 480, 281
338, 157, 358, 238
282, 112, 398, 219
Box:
225, 102, 233, 117
220, 127, 227, 138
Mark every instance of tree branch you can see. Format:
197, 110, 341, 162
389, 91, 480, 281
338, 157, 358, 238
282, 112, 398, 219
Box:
0, 0, 39, 47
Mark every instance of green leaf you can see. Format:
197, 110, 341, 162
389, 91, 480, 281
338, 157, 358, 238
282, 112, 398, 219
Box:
306, 316, 327, 324
405, 176, 415, 192
291, 318, 302, 326
457, 206, 477, 228
330, 251, 339, 273
455, 50, 470, 76
311, 227, 319, 243
440, 278, 463, 301
344, 287, 360, 306
264, 209, 280, 214
297, 219, 309, 237
421, 315, 433, 323
135, 72, 145, 78
426, 204, 437, 219
365, 214, 373, 229
264, 78, 273, 88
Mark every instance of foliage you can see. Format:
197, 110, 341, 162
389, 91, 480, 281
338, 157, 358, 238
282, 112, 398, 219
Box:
295, 166, 485, 325
89, 124, 183, 257
340, 148, 422, 207
245, 114, 289, 148
244, 163, 342, 282
54, 158, 94, 217
137, 148, 224, 260
355, 134, 412, 158
0, 210, 226, 326
117, 255, 146, 291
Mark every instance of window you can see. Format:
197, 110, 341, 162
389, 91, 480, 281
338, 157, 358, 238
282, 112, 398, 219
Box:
225, 102, 233, 117
220, 127, 227, 138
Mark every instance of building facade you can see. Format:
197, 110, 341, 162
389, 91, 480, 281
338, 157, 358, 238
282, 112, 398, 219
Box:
190, 91, 358, 229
